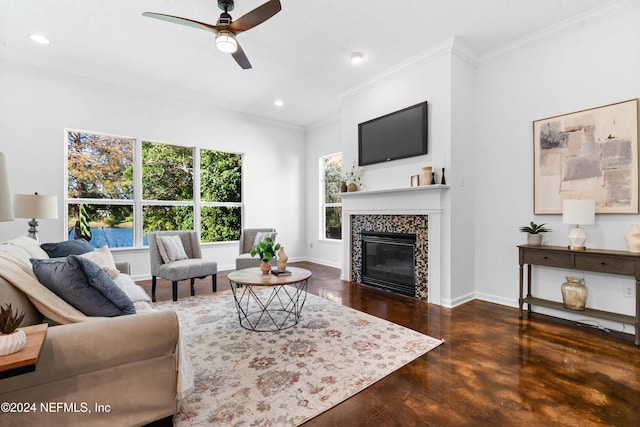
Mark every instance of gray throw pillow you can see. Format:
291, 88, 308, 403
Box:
41, 239, 95, 258
31, 256, 135, 317
252, 231, 277, 250
157, 235, 188, 263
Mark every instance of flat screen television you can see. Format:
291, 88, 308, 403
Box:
358, 101, 428, 166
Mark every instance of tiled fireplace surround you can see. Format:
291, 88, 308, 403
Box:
341, 186, 447, 304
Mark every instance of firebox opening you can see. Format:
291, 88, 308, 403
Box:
361, 231, 416, 297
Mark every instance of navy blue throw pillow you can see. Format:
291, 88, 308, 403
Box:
40, 240, 95, 258
31, 256, 135, 317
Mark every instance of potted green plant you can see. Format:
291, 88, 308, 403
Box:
0, 303, 26, 356
342, 161, 364, 192
251, 237, 281, 274
519, 221, 551, 246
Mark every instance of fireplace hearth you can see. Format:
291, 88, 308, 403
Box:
361, 231, 416, 297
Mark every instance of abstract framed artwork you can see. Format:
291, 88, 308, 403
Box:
533, 99, 639, 214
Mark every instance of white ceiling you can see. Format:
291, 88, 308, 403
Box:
0, 0, 615, 127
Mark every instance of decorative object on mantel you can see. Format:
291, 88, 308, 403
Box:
562, 199, 595, 251
342, 161, 364, 192
250, 237, 281, 274
624, 224, 640, 253
410, 175, 420, 187
0, 152, 13, 222
0, 303, 26, 356
440, 167, 446, 185
420, 166, 433, 185
13, 192, 59, 242
561, 276, 588, 311
341, 181, 347, 193
519, 221, 551, 246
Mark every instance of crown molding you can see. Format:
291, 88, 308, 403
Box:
338, 37, 477, 102
478, 0, 640, 66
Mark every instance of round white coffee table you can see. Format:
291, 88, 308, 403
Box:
227, 267, 312, 332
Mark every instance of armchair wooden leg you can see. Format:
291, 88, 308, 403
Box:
172, 281, 178, 302
190, 278, 195, 296
151, 276, 157, 303
212, 274, 217, 292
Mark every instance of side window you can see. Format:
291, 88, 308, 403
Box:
321, 153, 342, 240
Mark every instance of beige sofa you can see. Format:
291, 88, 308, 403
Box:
0, 250, 179, 426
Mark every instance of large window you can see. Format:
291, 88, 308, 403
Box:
321, 153, 342, 240
199, 149, 242, 243
66, 130, 242, 248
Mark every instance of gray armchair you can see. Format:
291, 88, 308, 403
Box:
235, 228, 276, 270
149, 230, 218, 301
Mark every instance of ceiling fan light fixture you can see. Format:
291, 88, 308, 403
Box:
216, 30, 238, 53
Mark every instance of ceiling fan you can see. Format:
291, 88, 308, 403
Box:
143, 0, 282, 69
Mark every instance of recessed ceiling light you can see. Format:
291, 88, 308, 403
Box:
274, 99, 284, 107
349, 52, 365, 65
29, 33, 50, 45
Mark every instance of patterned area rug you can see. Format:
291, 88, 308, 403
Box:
155, 287, 443, 426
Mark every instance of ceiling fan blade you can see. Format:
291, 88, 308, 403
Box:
142, 12, 223, 33
231, 43, 252, 69
228, 0, 281, 33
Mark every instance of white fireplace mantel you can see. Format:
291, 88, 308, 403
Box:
341, 185, 449, 305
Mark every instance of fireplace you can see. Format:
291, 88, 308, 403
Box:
361, 231, 416, 297
340, 186, 448, 304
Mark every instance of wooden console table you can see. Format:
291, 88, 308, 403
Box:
518, 245, 639, 346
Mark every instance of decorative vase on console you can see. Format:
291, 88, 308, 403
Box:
276, 247, 288, 272
561, 277, 588, 311
624, 224, 640, 253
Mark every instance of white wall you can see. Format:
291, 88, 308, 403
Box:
0, 60, 306, 279
449, 50, 477, 305
304, 118, 343, 268
474, 4, 640, 332
337, 39, 459, 305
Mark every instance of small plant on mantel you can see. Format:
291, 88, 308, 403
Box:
519, 222, 551, 246
0, 303, 27, 356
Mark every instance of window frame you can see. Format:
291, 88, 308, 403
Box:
319, 152, 342, 241
64, 128, 244, 248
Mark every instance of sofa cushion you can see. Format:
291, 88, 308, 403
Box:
31, 256, 135, 317
157, 235, 188, 263
41, 239, 94, 258
80, 246, 120, 279
0, 243, 32, 266
6, 236, 50, 260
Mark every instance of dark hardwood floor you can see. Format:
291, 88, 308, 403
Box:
138, 262, 640, 427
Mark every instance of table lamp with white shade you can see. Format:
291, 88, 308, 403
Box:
562, 199, 595, 251
0, 153, 13, 222
13, 192, 59, 242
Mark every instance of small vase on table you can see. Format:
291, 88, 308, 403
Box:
276, 247, 288, 272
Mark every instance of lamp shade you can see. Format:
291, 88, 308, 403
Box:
562, 199, 595, 225
14, 193, 59, 219
0, 152, 13, 221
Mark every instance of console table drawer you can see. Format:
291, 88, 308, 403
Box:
574, 255, 636, 275
523, 251, 571, 268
